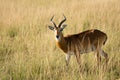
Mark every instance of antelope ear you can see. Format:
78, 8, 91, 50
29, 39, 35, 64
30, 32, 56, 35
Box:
60, 24, 67, 31
48, 26, 54, 30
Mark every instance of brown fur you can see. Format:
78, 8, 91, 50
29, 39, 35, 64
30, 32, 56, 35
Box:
57, 29, 107, 54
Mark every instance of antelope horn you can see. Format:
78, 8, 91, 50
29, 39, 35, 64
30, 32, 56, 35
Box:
50, 16, 57, 28
58, 14, 66, 28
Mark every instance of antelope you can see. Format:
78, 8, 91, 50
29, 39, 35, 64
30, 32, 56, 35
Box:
48, 15, 108, 68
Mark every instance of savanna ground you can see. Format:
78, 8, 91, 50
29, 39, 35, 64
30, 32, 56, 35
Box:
0, 0, 120, 80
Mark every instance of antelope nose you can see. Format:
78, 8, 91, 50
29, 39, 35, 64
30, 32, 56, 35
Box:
56, 35, 59, 38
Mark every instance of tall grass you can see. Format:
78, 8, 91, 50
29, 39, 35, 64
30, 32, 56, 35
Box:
0, 0, 120, 80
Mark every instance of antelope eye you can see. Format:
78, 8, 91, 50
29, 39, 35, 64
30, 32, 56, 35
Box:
60, 29, 63, 32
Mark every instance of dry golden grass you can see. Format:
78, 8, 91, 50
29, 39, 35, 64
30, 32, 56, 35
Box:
0, 0, 120, 80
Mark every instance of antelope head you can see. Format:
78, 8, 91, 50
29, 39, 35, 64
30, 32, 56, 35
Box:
48, 15, 67, 41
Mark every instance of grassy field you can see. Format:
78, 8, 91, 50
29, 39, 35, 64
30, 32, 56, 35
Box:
0, 0, 120, 80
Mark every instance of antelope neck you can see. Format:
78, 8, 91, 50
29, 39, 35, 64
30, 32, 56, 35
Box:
56, 34, 68, 53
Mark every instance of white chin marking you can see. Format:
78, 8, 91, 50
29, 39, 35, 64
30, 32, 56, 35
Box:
55, 37, 60, 42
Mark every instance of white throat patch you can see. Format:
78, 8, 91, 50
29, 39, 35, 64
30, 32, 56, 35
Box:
55, 37, 61, 42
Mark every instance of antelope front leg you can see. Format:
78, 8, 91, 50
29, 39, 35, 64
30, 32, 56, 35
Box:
65, 53, 71, 67
75, 53, 81, 69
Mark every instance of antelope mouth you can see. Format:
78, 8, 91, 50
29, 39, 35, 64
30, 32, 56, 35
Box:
56, 35, 59, 39
55, 36, 61, 41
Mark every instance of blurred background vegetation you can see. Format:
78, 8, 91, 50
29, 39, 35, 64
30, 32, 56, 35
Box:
0, 0, 120, 80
